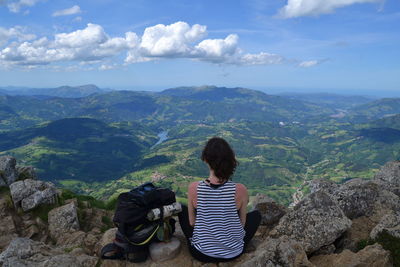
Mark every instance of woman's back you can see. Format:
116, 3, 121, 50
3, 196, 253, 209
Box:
191, 180, 245, 259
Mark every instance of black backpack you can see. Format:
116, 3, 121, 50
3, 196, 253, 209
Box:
101, 182, 176, 262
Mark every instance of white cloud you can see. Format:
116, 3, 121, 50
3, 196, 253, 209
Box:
140, 22, 207, 57
0, 26, 36, 45
6, 0, 42, 13
0, 24, 138, 65
0, 21, 320, 69
298, 59, 328, 67
52, 5, 81, 17
298, 60, 318, 67
279, 0, 381, 18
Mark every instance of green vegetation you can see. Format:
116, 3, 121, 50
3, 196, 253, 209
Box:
2, 87, 400, 205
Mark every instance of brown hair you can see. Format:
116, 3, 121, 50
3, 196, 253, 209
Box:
201, 137, 238, 182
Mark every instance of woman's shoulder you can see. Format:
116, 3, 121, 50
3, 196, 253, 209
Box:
235, 182, 247, 191
188, 181, 200, 195
235, 183, 248, 198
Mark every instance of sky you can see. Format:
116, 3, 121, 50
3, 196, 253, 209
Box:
0, 0, 399, 94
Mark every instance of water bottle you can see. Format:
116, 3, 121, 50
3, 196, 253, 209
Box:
147, 202, 182, 221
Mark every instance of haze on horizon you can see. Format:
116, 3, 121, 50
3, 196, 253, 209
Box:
0, 0, 399, 94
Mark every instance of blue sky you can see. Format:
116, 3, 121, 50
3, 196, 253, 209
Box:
0, 0, 399, 94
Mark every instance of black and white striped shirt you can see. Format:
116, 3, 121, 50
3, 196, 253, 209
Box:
191, 180, 245, 259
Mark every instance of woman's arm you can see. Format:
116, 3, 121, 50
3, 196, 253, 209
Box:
188, 181, 198, 227
236, 183, 249, 226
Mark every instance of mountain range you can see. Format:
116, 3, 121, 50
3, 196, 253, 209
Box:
1, 85, 400, 204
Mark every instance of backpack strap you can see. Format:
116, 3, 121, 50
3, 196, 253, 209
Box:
100, 243, 124, 260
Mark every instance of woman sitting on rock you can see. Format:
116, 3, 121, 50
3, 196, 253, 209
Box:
178, 137, 261, 263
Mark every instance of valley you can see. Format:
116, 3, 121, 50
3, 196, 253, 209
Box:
1, 85, 400, 206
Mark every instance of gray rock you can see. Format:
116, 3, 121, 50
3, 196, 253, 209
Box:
0, 215, 18, 250
15, 166, 37, 180
375, 161, 400, 186
9, 179, 58, 211
0, 156, 17, 186
312, 244, 336, 256
0, 237, 47, 265
149, 237, 181, 262
253, 193, 276, 205
309, 178, 338, 194
374, 161, 400, 196
21, 187, 58, 211
241, 236, 313, 267
311, 178, 400, 219
0, 237, 98, 267
272, 191, 352, 254
254, 201, 287, 226
48, 202, 80, 240
370, 211, 400, 240
310, 244, 392, 267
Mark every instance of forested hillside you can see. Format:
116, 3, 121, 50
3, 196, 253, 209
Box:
1, 86, 400, 205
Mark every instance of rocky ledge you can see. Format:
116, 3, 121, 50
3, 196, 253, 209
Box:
0, 155, 400, 266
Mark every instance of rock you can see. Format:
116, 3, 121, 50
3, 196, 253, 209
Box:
310, 244, 392, 267
339, 179, 400, 219
374, 161, 400, 187
15, 166, 37, 180
42, 254, 98, 267
370, 211, 400, 239
312, 244, 336, 256
25, 224, 40, 239
0, 156, 17, 186
272, 191, 352, 254
253, 193, 275, 206
309, 178, 338, 194
255, 202, 287, 226
0, 215, 17, 250
240, 235, 313, 267
336, 216, 377, 252
312, 178, 400, 220
0, 237, 99, 267
95, 228, 117, 256
48, 202, 80, 240
9, 179, 58, 211
149, 237, 181, 262
22, 187, 58, 211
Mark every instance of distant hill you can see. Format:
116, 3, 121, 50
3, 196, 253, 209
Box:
0, 84, 110, 98
369, 114, 400, 131
160, 86, 266, 101
0, 87, 336, 131
348, 98, 400, 122
0, 118, 157, 182
279, 92, 375, 109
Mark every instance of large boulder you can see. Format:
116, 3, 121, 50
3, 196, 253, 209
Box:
370, 211, 400, 240
374, 161, 400, 196
311, 178, 400, 220
0, 156, 17, 186
310, 244, 392, 267
9, 179, 58, 211
309, 179, 338, 195
271, 191, 352, 254
48, 202, 80, 240
240, 236, 313, 267
0, 237, 98, 267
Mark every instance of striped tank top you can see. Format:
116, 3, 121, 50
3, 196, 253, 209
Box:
191, 180, 245, 259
